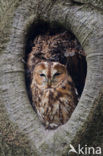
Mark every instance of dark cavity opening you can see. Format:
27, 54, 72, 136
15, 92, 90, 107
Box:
25, 20, 87, 105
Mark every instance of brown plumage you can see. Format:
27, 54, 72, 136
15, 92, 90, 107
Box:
31, 61, 77, 128
27, 32, 86, 129
27, 32, 85, 76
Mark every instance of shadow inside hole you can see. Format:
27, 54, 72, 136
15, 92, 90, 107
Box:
25, 20, 87, 109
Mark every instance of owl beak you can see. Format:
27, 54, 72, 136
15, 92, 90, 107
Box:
47, 79, 52, 87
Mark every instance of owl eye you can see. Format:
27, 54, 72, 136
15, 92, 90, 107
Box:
40, 73, 45, 77
54, 72, 61, 77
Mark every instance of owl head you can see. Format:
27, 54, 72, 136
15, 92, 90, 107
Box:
31, 61, 68, 89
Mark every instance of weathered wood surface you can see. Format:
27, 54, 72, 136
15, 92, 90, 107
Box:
0, 0, 103, 155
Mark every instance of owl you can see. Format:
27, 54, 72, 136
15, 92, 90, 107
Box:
26, 32, 85, 129
30, 61, 78, 129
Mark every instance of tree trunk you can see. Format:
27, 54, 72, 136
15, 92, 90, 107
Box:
0, 0, 103, 155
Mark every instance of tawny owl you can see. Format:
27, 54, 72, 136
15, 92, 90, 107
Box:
30, 61, 78, 129
26, 32, 86, 129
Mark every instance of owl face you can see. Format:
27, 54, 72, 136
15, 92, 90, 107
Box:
32, 62, 67, 89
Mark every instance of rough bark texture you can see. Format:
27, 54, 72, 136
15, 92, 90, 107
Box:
72, 0, 103, 9
0, 0, 103, 155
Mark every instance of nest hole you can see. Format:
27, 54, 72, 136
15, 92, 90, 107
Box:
25, 21, 87, 112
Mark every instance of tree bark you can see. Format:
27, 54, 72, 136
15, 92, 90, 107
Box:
0, 0, 103, 155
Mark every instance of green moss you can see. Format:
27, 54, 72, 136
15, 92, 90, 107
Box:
0, 102, 36, 156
